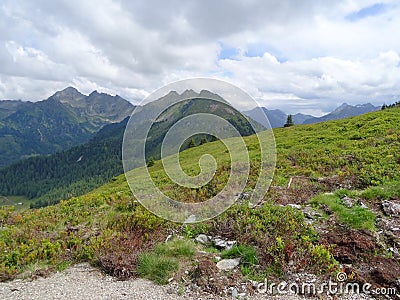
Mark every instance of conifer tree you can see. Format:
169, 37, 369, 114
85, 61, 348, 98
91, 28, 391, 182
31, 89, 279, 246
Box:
284, 114, 294, 127
188, 138, 196, 148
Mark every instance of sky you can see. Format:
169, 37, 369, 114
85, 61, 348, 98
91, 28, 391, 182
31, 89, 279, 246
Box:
1, 0, 400, 115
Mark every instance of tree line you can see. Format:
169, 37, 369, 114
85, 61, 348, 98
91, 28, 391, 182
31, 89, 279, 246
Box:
382, 101, 400, 110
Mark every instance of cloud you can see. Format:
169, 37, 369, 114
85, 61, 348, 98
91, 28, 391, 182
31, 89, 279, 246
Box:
0, 0, 400, 114
220, 50, 400, 113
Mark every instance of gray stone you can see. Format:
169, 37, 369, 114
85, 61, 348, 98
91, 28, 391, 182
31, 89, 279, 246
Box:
216, 258, 240, 271
237, 192, 250, 200
226, 240, 236, 250
184, 214, 196, 223
213, 237, 227, 249
212, 237, 237, 250
195, 234, 209, 245
302, 205, 322, 220
287, 204, 301, 209
382, 201, 400, 216
231, 287, 238, 298
342, 196, 355, 208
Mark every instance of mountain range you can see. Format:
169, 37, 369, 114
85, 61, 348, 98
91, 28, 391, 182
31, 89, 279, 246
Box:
0, 87, 134, 167
302, 102, 379, 124
132, 89, 258, 163
0, 89, 257, 207
244, 102, 379, 128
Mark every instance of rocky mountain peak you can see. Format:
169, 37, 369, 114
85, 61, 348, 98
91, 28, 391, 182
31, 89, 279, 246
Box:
52, 86, 85, 103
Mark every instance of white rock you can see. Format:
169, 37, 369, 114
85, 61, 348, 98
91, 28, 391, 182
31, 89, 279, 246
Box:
287, 204, 301, 209
195, 234, 209, 245
216, 258, 240, 271
184, 214, 196, 223
231, 287, 238, 298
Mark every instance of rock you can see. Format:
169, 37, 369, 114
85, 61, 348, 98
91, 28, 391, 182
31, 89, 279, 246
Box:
212, 237, 237, 250
382, 200, 400, 217
213, 237, 227, 249
165, 234, 172, 243
167, 285, 175, 294
195, 234, 210, 245
359, 201, 368, 209
304, 218, 313, 225
287, 204, 301, 209
184, 214, 196, 223
231, 287, 238, 298
226, 240, 236, 250
237, 192, 250, 200
301, 205, 322, 220
216, 258, 240, 271
342, 196, 355, 208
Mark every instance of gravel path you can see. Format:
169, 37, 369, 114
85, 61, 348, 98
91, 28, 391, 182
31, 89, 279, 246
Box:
0, 263, 373, 300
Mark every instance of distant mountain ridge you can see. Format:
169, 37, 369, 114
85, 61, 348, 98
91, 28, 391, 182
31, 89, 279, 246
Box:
303, 103, 379, 124
55, 87, 133, 123
125, 89, 259, 165
244, 102, 379, 128
0, 100, 27, 119
0, 87, 135, 167
243, 107, 313, 128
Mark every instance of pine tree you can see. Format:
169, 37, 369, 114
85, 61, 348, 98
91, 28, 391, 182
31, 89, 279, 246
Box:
200, 135, 208, 145
284, 114, 294, 127
188, 138, 197, 148
147, 156, 155, 167
210, 135, 218, 142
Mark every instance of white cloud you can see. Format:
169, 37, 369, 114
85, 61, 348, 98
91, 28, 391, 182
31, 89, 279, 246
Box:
0, 0, 400, 114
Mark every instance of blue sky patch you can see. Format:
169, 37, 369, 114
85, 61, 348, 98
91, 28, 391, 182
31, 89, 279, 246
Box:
346, 3, 389, 21
218, 43, 240, 60
245, 43, 287, 63
245, 42, 267, 57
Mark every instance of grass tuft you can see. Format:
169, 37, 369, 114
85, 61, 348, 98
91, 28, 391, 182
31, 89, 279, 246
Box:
221, 244, 257, 266
136, 253, 178, 284
154, 238, 196, 258
136, 238, 196, 284
309, 194, 375, 231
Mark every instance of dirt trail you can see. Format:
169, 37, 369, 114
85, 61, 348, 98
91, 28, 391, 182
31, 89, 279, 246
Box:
0, 263, 374, 300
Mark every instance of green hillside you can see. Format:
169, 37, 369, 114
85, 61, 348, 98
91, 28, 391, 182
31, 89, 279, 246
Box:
0, 119, 128, 208
0, 108, 399, 290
